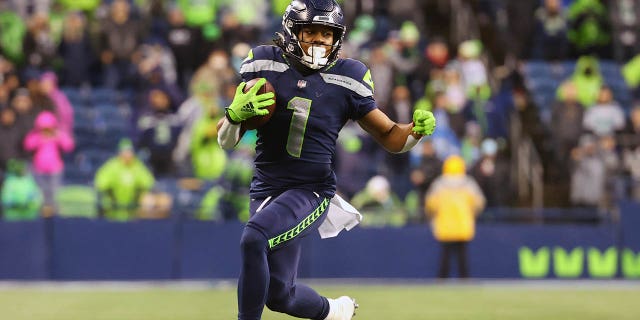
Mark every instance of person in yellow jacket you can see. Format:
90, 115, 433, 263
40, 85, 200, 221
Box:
425, 155, 485, 278
94, 139, 155, 221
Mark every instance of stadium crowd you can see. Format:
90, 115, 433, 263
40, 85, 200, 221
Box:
0, 0, 639, 224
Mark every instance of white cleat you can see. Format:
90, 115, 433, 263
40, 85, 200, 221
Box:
325, 296, 358, 320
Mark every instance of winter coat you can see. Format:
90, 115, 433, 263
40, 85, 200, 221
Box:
425, 175, 485, 242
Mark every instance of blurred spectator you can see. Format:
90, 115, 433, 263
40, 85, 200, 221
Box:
570, 134, 606, 207
196, 184, 225, 221
0, 10, 27, 65
444, 68, 467, 116
582, 86, 626, 137
176, 0, 221, 64
425, 155, 485, 278
229, 42, 251, 74
452, 39, 489, 94
138, 189, 173, 219
414, 37, 449, 98
23, 110, 74, 215
470, 138, 511, 207
218, 141, 254, 222
551, 82, 585, 177
25, 69, 55, 111
619, 105, 640, 150
1, 159, 42, 221
0, 86, 8, 109
460, 121, 482, 167
139, 0, 169, 42
382, 85, 414, 198
598, 135, 623, 208
173, 96, 205, 174
172, 64, 225, 172
133, 37, 177, 87
57, 0, 100, 18
40, 71, 73, 136
464, 83, 493, 138
334, 122, 376, 200
409, 139, 443, 223
11, 0, 51, 19
0, 106, 24, 172
622, 54, 640, 100
351, 175, 408, 227
567, 0, 612, 58
11, 89, 38, 140
57, 11, 94, 87
427, 91, 462, 160
98, 0, 143, 89
136, 88, 181, 177
344, 14, 376, 55
557, 55, 603, 107
608, 0, 640, 62
22, 12, 59, 72
368, 44, 395, 111
623, 141, 640, 200
531, 0, 570, 61
620, 106, 640, 199
219, 0, 270, 46
176, 0, 219, 30
189, 49, 237, 97
385, 21, 421, 96
189, 109, 227, 181
94, 138, 155, 221
165, 5, 199, 91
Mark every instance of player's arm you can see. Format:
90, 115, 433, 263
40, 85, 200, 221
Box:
357, 109, 435, 153
217, 78, 275, 149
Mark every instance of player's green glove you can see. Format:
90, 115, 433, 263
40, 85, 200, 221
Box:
225, 78, 275, 123
412, 109, 436, 136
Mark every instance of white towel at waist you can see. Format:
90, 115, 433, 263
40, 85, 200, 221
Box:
317, 194, 363, 239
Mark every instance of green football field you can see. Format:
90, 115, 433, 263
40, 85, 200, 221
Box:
0, 281, 638, 320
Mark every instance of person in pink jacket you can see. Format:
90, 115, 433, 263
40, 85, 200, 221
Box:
23, 111, 75, 214
40, 71, 74, 137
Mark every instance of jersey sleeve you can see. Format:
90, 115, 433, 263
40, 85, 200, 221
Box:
324, 58, 377, 121
238, 45, 288, 82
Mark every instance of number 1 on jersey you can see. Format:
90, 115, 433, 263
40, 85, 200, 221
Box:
286, 97, 312, 157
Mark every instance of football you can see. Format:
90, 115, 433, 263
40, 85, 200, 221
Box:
241, 78, 276, 130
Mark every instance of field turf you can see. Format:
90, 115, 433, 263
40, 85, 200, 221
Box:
0, 281, 638, 319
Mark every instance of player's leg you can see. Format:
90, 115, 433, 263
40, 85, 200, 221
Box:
266, 240, 329, 318
261, 189, 356, 320
237, 223, 271, 320
238, 189, 330, 320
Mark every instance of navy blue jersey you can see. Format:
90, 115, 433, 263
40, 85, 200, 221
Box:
239, 45, 377, 198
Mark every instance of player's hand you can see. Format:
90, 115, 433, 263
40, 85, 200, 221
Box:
226, 78, 275, 123
412, 109, 436, 136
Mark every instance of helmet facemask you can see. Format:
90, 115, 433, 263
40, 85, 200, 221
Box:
277, 0, 346, 70
294, 23, 343, 69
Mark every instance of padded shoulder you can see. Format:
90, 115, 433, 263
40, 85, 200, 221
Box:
239, 45, 289, 78
319, 58, 375, 97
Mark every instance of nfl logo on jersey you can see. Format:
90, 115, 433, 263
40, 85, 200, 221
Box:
297, 80, 307, 88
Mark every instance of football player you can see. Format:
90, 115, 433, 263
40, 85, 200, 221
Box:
217, 1, 436, 319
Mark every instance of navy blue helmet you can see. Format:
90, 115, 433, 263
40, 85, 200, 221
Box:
276, 0, 346, 69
